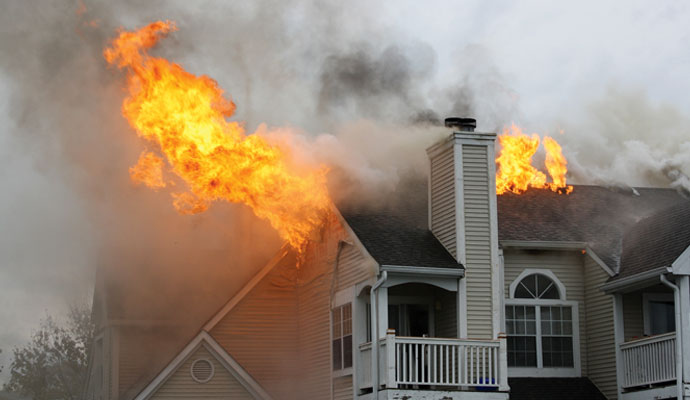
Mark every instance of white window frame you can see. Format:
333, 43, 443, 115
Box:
506, 270, 581, 377
642, 292, 675, 336
331, 288, 354, 378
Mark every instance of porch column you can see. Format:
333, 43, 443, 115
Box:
613, 293, 625, 399
376, 286, 389, 339
679, 276, 690, 387
457, 278, 467, 338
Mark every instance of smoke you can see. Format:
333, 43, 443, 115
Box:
557, 87, 690, 193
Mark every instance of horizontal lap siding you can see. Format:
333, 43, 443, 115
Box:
210, 255, 299, 400
622, 293, 643, 340
333, 376, 353, 400
430, 145, 457, 259
336, 243, 373, 292
584, 256, 617, 399
463, 144, 493, 339
503, 249, 588, 373
151, 346, 254, 400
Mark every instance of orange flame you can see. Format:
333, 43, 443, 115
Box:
104, 21, 331, 252
496, 124, 573, 195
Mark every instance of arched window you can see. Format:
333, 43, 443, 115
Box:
505, 270, 579, 374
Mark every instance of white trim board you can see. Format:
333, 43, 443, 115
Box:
203, 245, 291, 331
134, 331, 272, 400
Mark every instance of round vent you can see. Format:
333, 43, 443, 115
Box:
190, 359, 214, 383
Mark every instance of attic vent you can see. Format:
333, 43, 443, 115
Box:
190, 358, 214, 383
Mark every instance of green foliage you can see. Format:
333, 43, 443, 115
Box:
3, 304, 94, 400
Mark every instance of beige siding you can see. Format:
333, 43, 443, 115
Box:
336, 242, 374, 292
210, 213, 373, 400
151, 346, 254, 400
503, 249, 588, 373
583, 256, 617, 400
463, 144, 493, 339
333, 376, 353, 400
210, 253, 300, 400
435, 289, 458, 338
430, 144, 457, 258
622, 293, 644, 341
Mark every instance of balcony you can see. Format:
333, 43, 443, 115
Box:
358, 331, 508, 396
620, 332, 676, 390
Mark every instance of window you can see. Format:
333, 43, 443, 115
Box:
332, 303, 352, 371
506, 271, 578, 373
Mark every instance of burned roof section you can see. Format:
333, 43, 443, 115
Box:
616, 201, 690, 280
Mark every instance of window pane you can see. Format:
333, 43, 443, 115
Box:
506, 320, 515, 334
542, 320, 551, 335
343, 304, 352, 336
526, 320, 536, 335
506, 306, 514, 319
650, 301, 675, 335
332, 338, 342, 370
343, 335, 353, 368
562, 307, 572, 321
541, 284, 559, 299
514, 284, 533, 299
508, 336, 537, 367
542, 337, 573, 367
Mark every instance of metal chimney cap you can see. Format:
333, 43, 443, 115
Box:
444, 117, 476, 132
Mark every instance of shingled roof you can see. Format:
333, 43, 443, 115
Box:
616, 201, 690, 280
340, 182, 688, 274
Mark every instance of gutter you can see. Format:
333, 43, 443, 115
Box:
601, 266, 669, 294
660, 273, 684, 400
370, 271, 387, 396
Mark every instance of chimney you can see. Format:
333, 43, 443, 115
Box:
426, 117, 500, 339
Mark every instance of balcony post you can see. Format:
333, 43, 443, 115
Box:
385, 329, 397, 389
497, 333, 509, 391
613, 293, 625, 398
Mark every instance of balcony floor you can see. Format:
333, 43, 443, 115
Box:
359, 389, 508, 400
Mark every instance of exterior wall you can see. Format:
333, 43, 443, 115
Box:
462, 144, 493, 339
583, 255, 617, 400
622, 293, 644, 341
435, 288, 458, 338
429, 144, 457, 258
150, 346, 254, 400
209, 212, 375, 400
503, 249, 588, 374
333, 376, 353, 400
210, 253, 300, 400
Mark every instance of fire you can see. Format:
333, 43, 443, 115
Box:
104, 21, 331, 252
496, 124, 573, 195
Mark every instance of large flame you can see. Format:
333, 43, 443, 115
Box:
104, 21, 331, 252
496, 124, 573, 195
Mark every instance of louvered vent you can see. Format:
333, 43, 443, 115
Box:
190, 359, 214, 383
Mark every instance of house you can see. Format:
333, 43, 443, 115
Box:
84, 119, 690, 399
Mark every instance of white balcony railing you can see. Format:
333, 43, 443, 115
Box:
620, 332, 676, 389
358, 332, 507, 392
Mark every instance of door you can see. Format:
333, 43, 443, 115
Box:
388, 304, 432, 337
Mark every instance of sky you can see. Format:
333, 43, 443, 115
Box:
1, 0, 690, 381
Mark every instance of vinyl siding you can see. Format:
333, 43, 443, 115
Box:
209, 213, 373, 400
435, 289, 458, 338
150, 346, 254, 400
583, 255, 617, 399
430, 144, 457, 259
210, 253, 300, 400
622, 293, 644, 341
333, 376, 353, 400
503, 249, 588, 374
463, 144, 493, 339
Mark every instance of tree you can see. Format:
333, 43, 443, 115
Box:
3, 304, 94, 400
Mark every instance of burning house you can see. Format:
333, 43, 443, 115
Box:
82, 22, 690, 400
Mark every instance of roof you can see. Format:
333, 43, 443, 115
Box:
339, 181, 688, 273
616, 201, 690, 280
497, 185, 687, 272
339, 181, 461, 269
508, 377, 607, 400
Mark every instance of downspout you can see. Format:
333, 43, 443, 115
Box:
370, 271, 387, 397
661, 273, 683, 400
